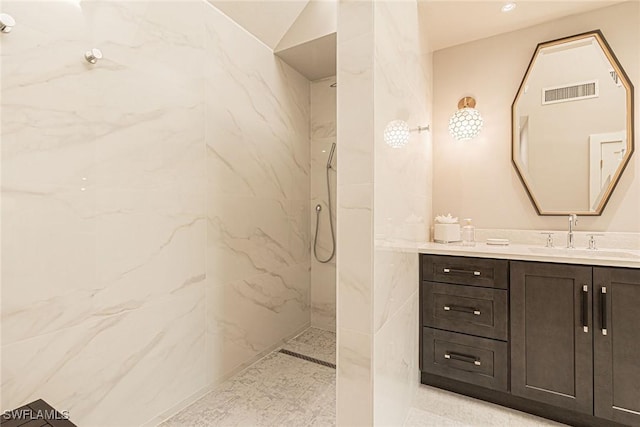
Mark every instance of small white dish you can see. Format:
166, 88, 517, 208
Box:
486, 238, 510, 246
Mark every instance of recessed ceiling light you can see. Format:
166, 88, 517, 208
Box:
501, 2, 516, 12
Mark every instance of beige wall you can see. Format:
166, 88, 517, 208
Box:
433, 1, 640, 231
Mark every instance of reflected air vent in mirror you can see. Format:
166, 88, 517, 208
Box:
542, 80, 598, 105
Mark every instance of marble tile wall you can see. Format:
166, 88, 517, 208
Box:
310, 77, 337, 332
1, 1, 311, 425
336, 0, 375, 424
336, 0, 432, 425
203, 1, 311, 387
372, 1, 432, 425
1, 3, 207, 425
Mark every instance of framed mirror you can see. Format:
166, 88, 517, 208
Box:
512, 30, 634, 215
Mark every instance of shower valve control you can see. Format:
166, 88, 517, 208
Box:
0, 13, 15, 33
84, 48, 103, 64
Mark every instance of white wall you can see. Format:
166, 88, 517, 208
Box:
0, 1, 311, 425
310, 77, 337, 332
433, 1, 640, 231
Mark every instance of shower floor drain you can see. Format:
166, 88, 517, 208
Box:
278, 349, 336, 369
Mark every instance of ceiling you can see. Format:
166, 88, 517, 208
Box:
275, 33, 337, 80
420, 1, 627, 52
207, 0, 310, 49
206, 0, 627, 77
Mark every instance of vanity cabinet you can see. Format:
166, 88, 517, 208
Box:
420, 255, 509, 391
510, 261, 594, 414
593, 267, 640, 425
420, 254, 640, 427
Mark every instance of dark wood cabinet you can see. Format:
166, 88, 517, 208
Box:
422, 281, 508, 340
420, 255, 510, 394
510, 261, 594, 414
420, 254, 640, 427
422, 255, 508, 289
422, 327, 508, 391
594, 267, 640, 426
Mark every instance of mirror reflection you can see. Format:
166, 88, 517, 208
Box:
512, 30, 634, 215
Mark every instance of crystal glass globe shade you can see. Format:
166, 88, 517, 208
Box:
383, 120, 411, 148
448, 107, 483, 141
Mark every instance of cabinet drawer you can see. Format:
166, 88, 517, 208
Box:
422, 281, 508, 341
421, 255, 508, 289
422, 328, 508, 391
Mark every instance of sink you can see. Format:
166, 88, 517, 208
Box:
528, 247, 640, 260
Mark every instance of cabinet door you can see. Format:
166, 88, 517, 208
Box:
510, 261, 593, 414
594, 267, 640, 425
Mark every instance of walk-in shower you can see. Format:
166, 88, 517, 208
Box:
313, 142, 336, 263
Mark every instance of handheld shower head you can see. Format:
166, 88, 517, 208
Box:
327, 143, 336, 169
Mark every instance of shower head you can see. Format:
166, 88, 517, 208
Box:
327, 143, 336, 169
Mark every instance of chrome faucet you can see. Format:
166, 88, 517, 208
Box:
567, 214, 578, 248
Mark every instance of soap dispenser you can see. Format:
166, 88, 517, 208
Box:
462, 218, 475, 246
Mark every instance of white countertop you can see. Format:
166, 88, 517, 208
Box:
376, 240, 640, 269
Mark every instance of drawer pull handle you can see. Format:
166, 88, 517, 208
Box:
601, 286, 607, 336
444, 352, 481, 366
442, 268, 482, 276
443, 305, 481, 316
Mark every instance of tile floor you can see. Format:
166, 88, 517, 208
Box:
281, 327, 336, 366
161, 327, 565, 427
406, 386, 565, 427
160, 328, 336, 427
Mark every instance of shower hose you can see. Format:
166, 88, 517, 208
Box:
313, 149, 336, 263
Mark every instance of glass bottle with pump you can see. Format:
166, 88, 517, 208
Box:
462, 218, 475, 246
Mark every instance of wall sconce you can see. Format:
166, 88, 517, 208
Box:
383, 120, 430, 148
448, 97, 483, 141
